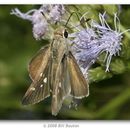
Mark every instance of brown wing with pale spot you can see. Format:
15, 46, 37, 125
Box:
22, 45, 51, 105
22, 66, 50, 105
29, 45, 50, 81
67, 52, 89, 99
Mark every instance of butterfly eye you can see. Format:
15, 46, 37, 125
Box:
64, 29, 68, 38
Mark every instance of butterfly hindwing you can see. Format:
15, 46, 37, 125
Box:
51, 54, 71, 116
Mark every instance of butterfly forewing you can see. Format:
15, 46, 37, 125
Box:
22, 66, 51, 105
22, 45, 51, 105
67, 51, 89, 99
29, 45, 50, 81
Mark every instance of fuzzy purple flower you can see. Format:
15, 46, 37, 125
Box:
10, 4, 65, 40
70, 28, 100, 71
71, 12, 128, 74
91, 13, 123, 71
49, 4, 65, 23
10, 6, 48, 40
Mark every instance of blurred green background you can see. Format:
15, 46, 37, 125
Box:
1, 5, 130, 120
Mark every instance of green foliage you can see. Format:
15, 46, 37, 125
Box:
0, 5, 130, 120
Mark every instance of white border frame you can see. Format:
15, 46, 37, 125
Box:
0, 0, 130, 4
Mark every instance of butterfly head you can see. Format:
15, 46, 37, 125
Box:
54, 27, 68, 39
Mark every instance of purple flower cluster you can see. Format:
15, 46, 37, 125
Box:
70, 12, 129, 74
11, 5, 129, 75
11, 5, 65, 40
